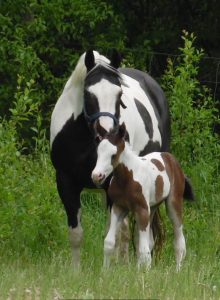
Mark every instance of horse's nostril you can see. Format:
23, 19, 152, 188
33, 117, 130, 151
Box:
97, 173, 105, 182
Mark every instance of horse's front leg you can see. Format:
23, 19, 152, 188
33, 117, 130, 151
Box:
104, 204, 127, 268
115, 216, 130, 263
56, 170, 83, 269
135, 207, 151, 269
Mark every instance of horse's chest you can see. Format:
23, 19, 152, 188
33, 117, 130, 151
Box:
108, 178, 147, 211
51, 115, 97, 176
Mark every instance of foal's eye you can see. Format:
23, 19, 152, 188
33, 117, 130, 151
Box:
95, 136, 102, 144
112, 154, 116, 160
95, 136, 99, 143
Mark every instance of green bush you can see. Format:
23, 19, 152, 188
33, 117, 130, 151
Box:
0, 119, 67, 258
162, 31, 220, 201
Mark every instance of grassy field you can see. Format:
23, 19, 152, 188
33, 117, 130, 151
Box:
1, 251, 219, 300
0, 189, 220, 300
0, 122, 220, 299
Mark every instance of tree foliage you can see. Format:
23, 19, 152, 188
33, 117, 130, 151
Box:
0, 0, 126, 119
0, 1, 219, 153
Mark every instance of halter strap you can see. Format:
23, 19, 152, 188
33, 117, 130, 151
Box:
83, 107, 119, 125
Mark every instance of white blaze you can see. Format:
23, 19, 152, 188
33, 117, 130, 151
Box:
92, 139, 117, 179
88, 79, 121, 132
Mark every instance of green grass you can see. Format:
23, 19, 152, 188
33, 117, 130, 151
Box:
0, 122, 220, 299
0, 241, 219, 299
0, 191, 220, 300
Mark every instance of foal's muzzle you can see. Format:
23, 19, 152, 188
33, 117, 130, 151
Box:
91, 172, 106, 186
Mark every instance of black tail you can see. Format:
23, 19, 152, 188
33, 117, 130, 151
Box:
184, 176, 195, 201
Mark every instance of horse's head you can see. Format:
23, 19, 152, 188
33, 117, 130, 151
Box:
83, 50, 127, 138
91, 122, 126, 186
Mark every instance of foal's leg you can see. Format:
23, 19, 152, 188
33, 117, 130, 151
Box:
166, 195, 186, 271
135, 208, 151, 269
104, 204, 127, 268
115, 217, 130, 263
56, 170, 83, 269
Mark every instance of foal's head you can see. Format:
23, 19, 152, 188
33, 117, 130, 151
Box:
83, 50, 127, 137
91, 123, 126, 186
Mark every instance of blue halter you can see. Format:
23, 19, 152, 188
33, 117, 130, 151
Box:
83, 106, 119, 126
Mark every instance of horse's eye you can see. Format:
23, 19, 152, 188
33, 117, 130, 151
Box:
112, 154, 116, 160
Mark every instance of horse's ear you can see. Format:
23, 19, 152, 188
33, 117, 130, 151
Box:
118, 122, 126, 138
110, 49, 121, 69
85, 50, 95, 72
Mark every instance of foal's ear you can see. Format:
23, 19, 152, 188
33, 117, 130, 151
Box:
110, 49, 121, 69
85, 50, 95, 72
118, 122, 126, 138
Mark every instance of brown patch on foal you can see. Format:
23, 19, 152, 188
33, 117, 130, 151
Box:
151, 158, 165, 171
109, 164, 149, 231
155, 175, 164, 202
161, 153, 185, 222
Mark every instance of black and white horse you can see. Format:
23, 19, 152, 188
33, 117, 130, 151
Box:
50, 50, 170, 268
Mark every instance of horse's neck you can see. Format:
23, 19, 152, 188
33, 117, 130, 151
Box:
115, 143, 142, 177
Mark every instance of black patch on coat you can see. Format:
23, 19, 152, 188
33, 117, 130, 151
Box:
119, 68, 170, 152
51, 113, 101, 227
134, 98, 153, 139
84, 90, 100, 116
139, 140, 161, 156
51, 113, 97, 188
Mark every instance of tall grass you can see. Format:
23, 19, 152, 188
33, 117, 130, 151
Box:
0, 194, 219, 299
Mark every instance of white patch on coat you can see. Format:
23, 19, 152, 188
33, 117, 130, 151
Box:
88, 79, 122, 132
50, 51, 110, 146
138, 225, 152, 268
69, 209, 83, 268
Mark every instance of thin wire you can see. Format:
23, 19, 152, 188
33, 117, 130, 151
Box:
214, 61, 220, 100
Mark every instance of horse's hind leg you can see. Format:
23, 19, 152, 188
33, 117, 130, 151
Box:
104, 204, 128, 268
165, 195, 186, 271
56, 170, 83, 269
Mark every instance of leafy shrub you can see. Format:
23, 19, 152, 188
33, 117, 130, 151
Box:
162, 31, 220, 196
9, 75, 48, 153
0, 119, 67, 258
0, 0, 126, 124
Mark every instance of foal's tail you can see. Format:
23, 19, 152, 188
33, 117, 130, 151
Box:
152, 208, 166, 258
184, 176, 195, 201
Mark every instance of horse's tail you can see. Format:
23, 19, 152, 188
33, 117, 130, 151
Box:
152, 207, 166, 258
184, 176, 195, 201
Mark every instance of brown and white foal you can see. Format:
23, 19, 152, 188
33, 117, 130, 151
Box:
92, 123, 194, 271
